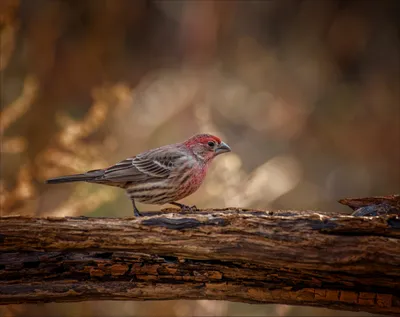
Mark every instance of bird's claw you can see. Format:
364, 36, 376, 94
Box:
169, 202, 199, 213
180, 204, 198, 213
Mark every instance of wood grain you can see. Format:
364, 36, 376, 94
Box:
0, 209, 399, 315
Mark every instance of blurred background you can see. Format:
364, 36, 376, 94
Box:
0, 0, 399, 316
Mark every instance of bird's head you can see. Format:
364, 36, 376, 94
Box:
184, 133, 231, 163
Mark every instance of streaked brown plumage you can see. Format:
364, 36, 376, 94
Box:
46, 134, 231, 216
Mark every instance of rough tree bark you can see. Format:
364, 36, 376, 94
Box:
0, 196, 399, 315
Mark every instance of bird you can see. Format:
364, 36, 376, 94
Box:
46, 134, 231, 216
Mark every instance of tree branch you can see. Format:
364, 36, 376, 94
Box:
1, 206, 399, 315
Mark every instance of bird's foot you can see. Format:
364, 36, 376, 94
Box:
180, 204, 198, 213
170, 202, 198, 213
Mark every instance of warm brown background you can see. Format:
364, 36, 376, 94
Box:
1, 0, 399, 316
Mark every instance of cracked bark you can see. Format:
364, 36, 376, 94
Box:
0, 200, 399, 315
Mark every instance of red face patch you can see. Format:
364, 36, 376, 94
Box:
198, 135, 221, 145
186, 134, 221, 146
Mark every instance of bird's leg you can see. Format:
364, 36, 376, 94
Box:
131, 199, 142, 217
170, 202, 198, 212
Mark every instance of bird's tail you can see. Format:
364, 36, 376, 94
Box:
46, 170, 103, 184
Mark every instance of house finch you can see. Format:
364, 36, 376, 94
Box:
46, 134, 231, 216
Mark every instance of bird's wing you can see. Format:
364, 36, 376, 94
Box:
99, 147, 186, 184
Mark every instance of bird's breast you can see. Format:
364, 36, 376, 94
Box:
174, 163, 208, 197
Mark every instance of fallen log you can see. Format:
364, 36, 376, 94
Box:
0, 199, 399, 315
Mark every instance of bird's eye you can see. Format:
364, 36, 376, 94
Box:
207, 141, 215, 147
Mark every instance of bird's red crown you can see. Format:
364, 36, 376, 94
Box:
184, 134, 221, 147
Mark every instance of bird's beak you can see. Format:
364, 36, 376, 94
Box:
215, 141, 231, 155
